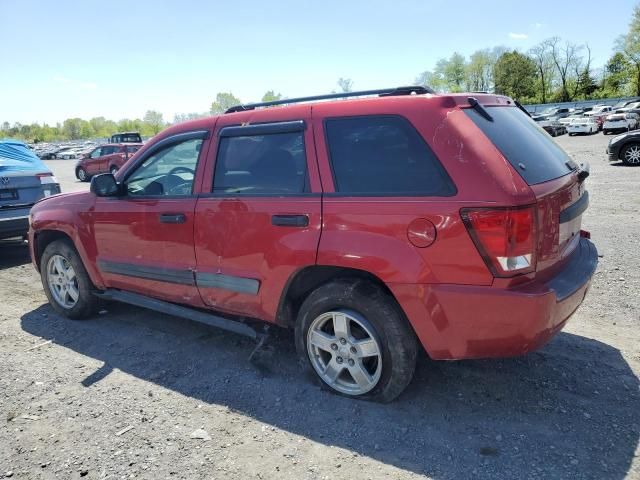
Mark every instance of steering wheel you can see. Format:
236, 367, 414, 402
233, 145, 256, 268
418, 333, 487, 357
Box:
168, 166, 195, 176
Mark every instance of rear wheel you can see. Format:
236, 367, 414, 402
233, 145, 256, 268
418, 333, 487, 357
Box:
295, 279, 417, 402
40, 240, 98, 319
622, 143, 640, 166
76, 167, 88, 182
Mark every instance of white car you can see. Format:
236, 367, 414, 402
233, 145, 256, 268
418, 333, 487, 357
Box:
567, 117, 598, 135
585, 105, 613, 117
58, 148, 84, 160
558, 115, 583, 126
603, 113, 639, 135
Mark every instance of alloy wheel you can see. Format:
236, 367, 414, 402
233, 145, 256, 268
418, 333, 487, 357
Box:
307, 310, 382, 395
624, 145, 640, 165
46, 254, 80, 309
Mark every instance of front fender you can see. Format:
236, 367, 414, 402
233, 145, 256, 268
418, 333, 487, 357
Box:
30, 193, 105, 289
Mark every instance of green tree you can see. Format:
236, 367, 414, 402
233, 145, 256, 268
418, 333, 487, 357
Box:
262, 90, 282, 102
62, 118, 83, 140
210, 92, 241, 114
603, 52, 630, 95
336, 78, 354, 93
442, 52, 467, 92
466, 49, 494, 92
143, 110, 165, 135
494, 51, 537, 101
618, 4, 640, 96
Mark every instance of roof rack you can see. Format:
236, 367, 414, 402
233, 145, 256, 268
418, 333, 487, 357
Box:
224, 86, 435, 113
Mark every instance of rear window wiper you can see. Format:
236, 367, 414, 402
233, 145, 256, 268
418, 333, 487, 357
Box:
467, 97, 493, 121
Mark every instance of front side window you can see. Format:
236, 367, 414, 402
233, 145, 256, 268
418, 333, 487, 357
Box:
90, 148, 102, 159
126, 138, 203, 196
213, 131, 307, 194
324, 115, 456, 195
126, 145, 141, 154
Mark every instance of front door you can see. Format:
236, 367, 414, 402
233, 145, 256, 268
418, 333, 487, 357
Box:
92, 130, 210, 305
194, 115, 322, 322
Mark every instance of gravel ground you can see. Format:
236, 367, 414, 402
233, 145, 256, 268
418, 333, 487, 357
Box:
1, 133, 639, 480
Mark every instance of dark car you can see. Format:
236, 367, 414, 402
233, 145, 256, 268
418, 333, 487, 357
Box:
75, 143, 142, 181
109, 132, 142, 144
29, 87, 597, 402
607, 131, 640, 165
0, 140, 61, 240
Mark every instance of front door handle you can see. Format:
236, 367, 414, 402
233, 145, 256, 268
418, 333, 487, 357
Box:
159, 213, 186, 224
272, 214, 309, 227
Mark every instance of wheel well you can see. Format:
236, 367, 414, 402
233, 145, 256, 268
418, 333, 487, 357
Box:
276, 266, 399, 327
33, 230, 74, 271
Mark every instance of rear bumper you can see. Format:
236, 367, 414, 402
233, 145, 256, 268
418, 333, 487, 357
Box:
390, 238, 598, 360
0, 208, 30, 239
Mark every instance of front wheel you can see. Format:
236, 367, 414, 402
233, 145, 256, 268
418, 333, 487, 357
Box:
40, 239, 99, 319
622, 143, 640, 166
76, 167, 88, 182
295, 279, 417, 402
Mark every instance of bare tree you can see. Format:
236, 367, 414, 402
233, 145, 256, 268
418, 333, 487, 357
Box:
337, 78, 354, 93
549, 37, 583, 102
529, 39, 555, 103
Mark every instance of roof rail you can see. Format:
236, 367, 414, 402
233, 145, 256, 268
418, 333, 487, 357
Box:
224, 86, 435, 113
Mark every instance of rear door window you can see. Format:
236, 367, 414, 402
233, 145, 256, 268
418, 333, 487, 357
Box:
324, 115, 455, 195
464, 106, 573, 185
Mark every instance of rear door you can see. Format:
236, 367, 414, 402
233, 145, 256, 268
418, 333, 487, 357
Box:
193, 113, 322, 322
464, 105, 585, 277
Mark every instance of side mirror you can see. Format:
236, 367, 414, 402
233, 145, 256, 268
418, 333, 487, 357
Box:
90, 173, 120, 197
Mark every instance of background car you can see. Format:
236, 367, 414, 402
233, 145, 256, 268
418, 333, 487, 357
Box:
0, 139, 61, 240
109, 131, 142, 143
75, 143, 142, 181
603, 113, 639, 134
607, 131, 640, 165
567, 117, 598, 135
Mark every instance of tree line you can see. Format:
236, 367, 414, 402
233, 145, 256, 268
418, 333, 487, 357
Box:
3, 7, 640, 144
415, 7, 640, 103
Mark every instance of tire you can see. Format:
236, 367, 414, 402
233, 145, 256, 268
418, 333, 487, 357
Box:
295, 278, 418, 403
622, 142, 640, 166
76, 167, 88, 182
109, 166, 118, 175
40, 239, 99, 320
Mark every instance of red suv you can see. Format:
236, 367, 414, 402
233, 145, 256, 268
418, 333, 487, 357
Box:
29, 87, 597, 402
75, 143, 142, 181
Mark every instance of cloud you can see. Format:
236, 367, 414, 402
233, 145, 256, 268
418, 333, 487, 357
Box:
533, 22, 544, 29
509, 32, 528, 40
53, 75, 97, 89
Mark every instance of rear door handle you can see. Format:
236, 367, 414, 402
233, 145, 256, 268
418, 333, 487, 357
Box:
159, 213, 186, 224
272, 214, 309, 227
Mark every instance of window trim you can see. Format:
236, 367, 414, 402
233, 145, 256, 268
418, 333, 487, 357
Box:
211, 123, 310, 197
322, 114, 457, 197
219, 120, 306, 138
121, 129, 209, 198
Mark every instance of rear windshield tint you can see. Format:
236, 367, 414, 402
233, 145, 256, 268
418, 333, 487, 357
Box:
465, 106, 573, 185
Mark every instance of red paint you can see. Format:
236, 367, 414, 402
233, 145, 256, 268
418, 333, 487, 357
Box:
29, 93, 596, 361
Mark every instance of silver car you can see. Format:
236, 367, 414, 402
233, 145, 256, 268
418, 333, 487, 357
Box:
0, 140, 61, 240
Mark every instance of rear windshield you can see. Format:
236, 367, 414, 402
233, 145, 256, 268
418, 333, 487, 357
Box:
465, 106, 573, 185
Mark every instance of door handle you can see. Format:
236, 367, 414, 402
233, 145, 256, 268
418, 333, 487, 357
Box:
272, 214, 309, 227
159, 213, 186, 224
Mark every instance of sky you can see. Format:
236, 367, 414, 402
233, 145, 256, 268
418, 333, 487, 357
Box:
0, 0, 636, 125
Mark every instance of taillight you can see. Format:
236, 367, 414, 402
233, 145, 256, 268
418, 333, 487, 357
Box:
461, 206, 537, 277
36, 172, 58, 185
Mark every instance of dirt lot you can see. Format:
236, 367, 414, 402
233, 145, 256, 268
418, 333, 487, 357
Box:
1, 133, 639, 480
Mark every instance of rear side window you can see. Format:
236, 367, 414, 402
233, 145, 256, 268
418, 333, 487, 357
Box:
465, 106, 573, 185
324, 116, 455, 195
213, 131, 307, 194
